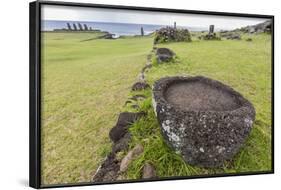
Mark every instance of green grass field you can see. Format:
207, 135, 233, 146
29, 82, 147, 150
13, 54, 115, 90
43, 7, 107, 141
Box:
41, 32, 272, 184
41, 32, 153, 184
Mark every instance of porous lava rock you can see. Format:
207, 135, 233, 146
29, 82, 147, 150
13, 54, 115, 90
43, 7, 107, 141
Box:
92, 153, 120, 182
94, 112, 145, 182
109, 112, 145, 143
112, 132, 132, 154
132, 81, 150, 91
154, 27, 191, 44
152, 76, 255, 168
155, 48, 175, 63
142, 163, 157, 179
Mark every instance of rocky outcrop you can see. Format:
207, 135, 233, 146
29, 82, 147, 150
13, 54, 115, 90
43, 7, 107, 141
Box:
152, 76, 256, 168
154, 27, 191, 44
240, 20, 272, 33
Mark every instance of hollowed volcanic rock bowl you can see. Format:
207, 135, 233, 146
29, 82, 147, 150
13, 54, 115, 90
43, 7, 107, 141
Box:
152, 76, 255, 168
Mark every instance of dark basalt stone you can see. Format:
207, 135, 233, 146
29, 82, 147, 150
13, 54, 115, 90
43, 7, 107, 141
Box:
92, 152, 120, 182
152, 76, 255, 168
112, 132, 131, 154
109, 112, 145, 142
156, 48, 175, 63
132, 81, 150, 91
129, 94, 147, 101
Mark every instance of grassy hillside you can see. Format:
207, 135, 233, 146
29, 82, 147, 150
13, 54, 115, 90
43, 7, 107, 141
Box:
41, 32, 153, 184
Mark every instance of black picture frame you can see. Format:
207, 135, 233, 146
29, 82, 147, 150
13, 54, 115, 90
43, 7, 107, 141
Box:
29, 1, 274, 188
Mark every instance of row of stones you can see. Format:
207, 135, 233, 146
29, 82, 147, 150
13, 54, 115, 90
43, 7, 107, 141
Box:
92, 47, 158, 182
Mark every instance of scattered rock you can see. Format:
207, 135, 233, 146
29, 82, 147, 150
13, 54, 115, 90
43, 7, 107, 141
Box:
141, 63, 152, 73
129, 94, 147, 101
137, 72, 145, 81
227, 33, 241, 40
116, 175, 125, 181
147, 54, 152, 61
142, 163, 157, 179
155, 48, 175, 63
132, 81, 150, 91
152, 76, 256, 168
92, 153, 120, 182
119, 144, 144, 172
112, 132, 131, 154
154, 27, 191, 44
220, 32, 241, 40
109, 125, 125, 142
109, 112, 145, 142
117, 112, 145, 126
131, 104, 140, 109
240, 20, 271, 33
124, 100, 133, 105
201, 33, 221, 40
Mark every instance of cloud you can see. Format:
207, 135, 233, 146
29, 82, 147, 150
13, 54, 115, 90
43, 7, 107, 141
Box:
42, 4, 268, 30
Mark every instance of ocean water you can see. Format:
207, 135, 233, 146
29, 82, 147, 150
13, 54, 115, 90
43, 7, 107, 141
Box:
42, 20, 207, 37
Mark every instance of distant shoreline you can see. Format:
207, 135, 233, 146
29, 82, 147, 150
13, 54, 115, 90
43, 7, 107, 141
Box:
41, 20, 211, 36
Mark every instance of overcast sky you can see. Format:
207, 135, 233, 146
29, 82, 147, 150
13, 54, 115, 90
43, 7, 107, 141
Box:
42, 5, 268, 30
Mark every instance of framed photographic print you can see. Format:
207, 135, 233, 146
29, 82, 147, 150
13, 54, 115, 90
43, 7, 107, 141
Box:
29, 1, 274, 188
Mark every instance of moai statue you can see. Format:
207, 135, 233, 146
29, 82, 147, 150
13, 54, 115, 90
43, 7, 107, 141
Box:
83, 24, 88, 31
66, 23, 72, 30
73, 23, 77, 31
141, 27, 144, 36
209, 25, 215, 34
89, 27, 92, 30
174, 21, 177, 29
78, 23, 83, 31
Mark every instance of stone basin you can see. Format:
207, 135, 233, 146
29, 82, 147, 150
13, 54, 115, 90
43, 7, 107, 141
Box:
152, 76, 255, 168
